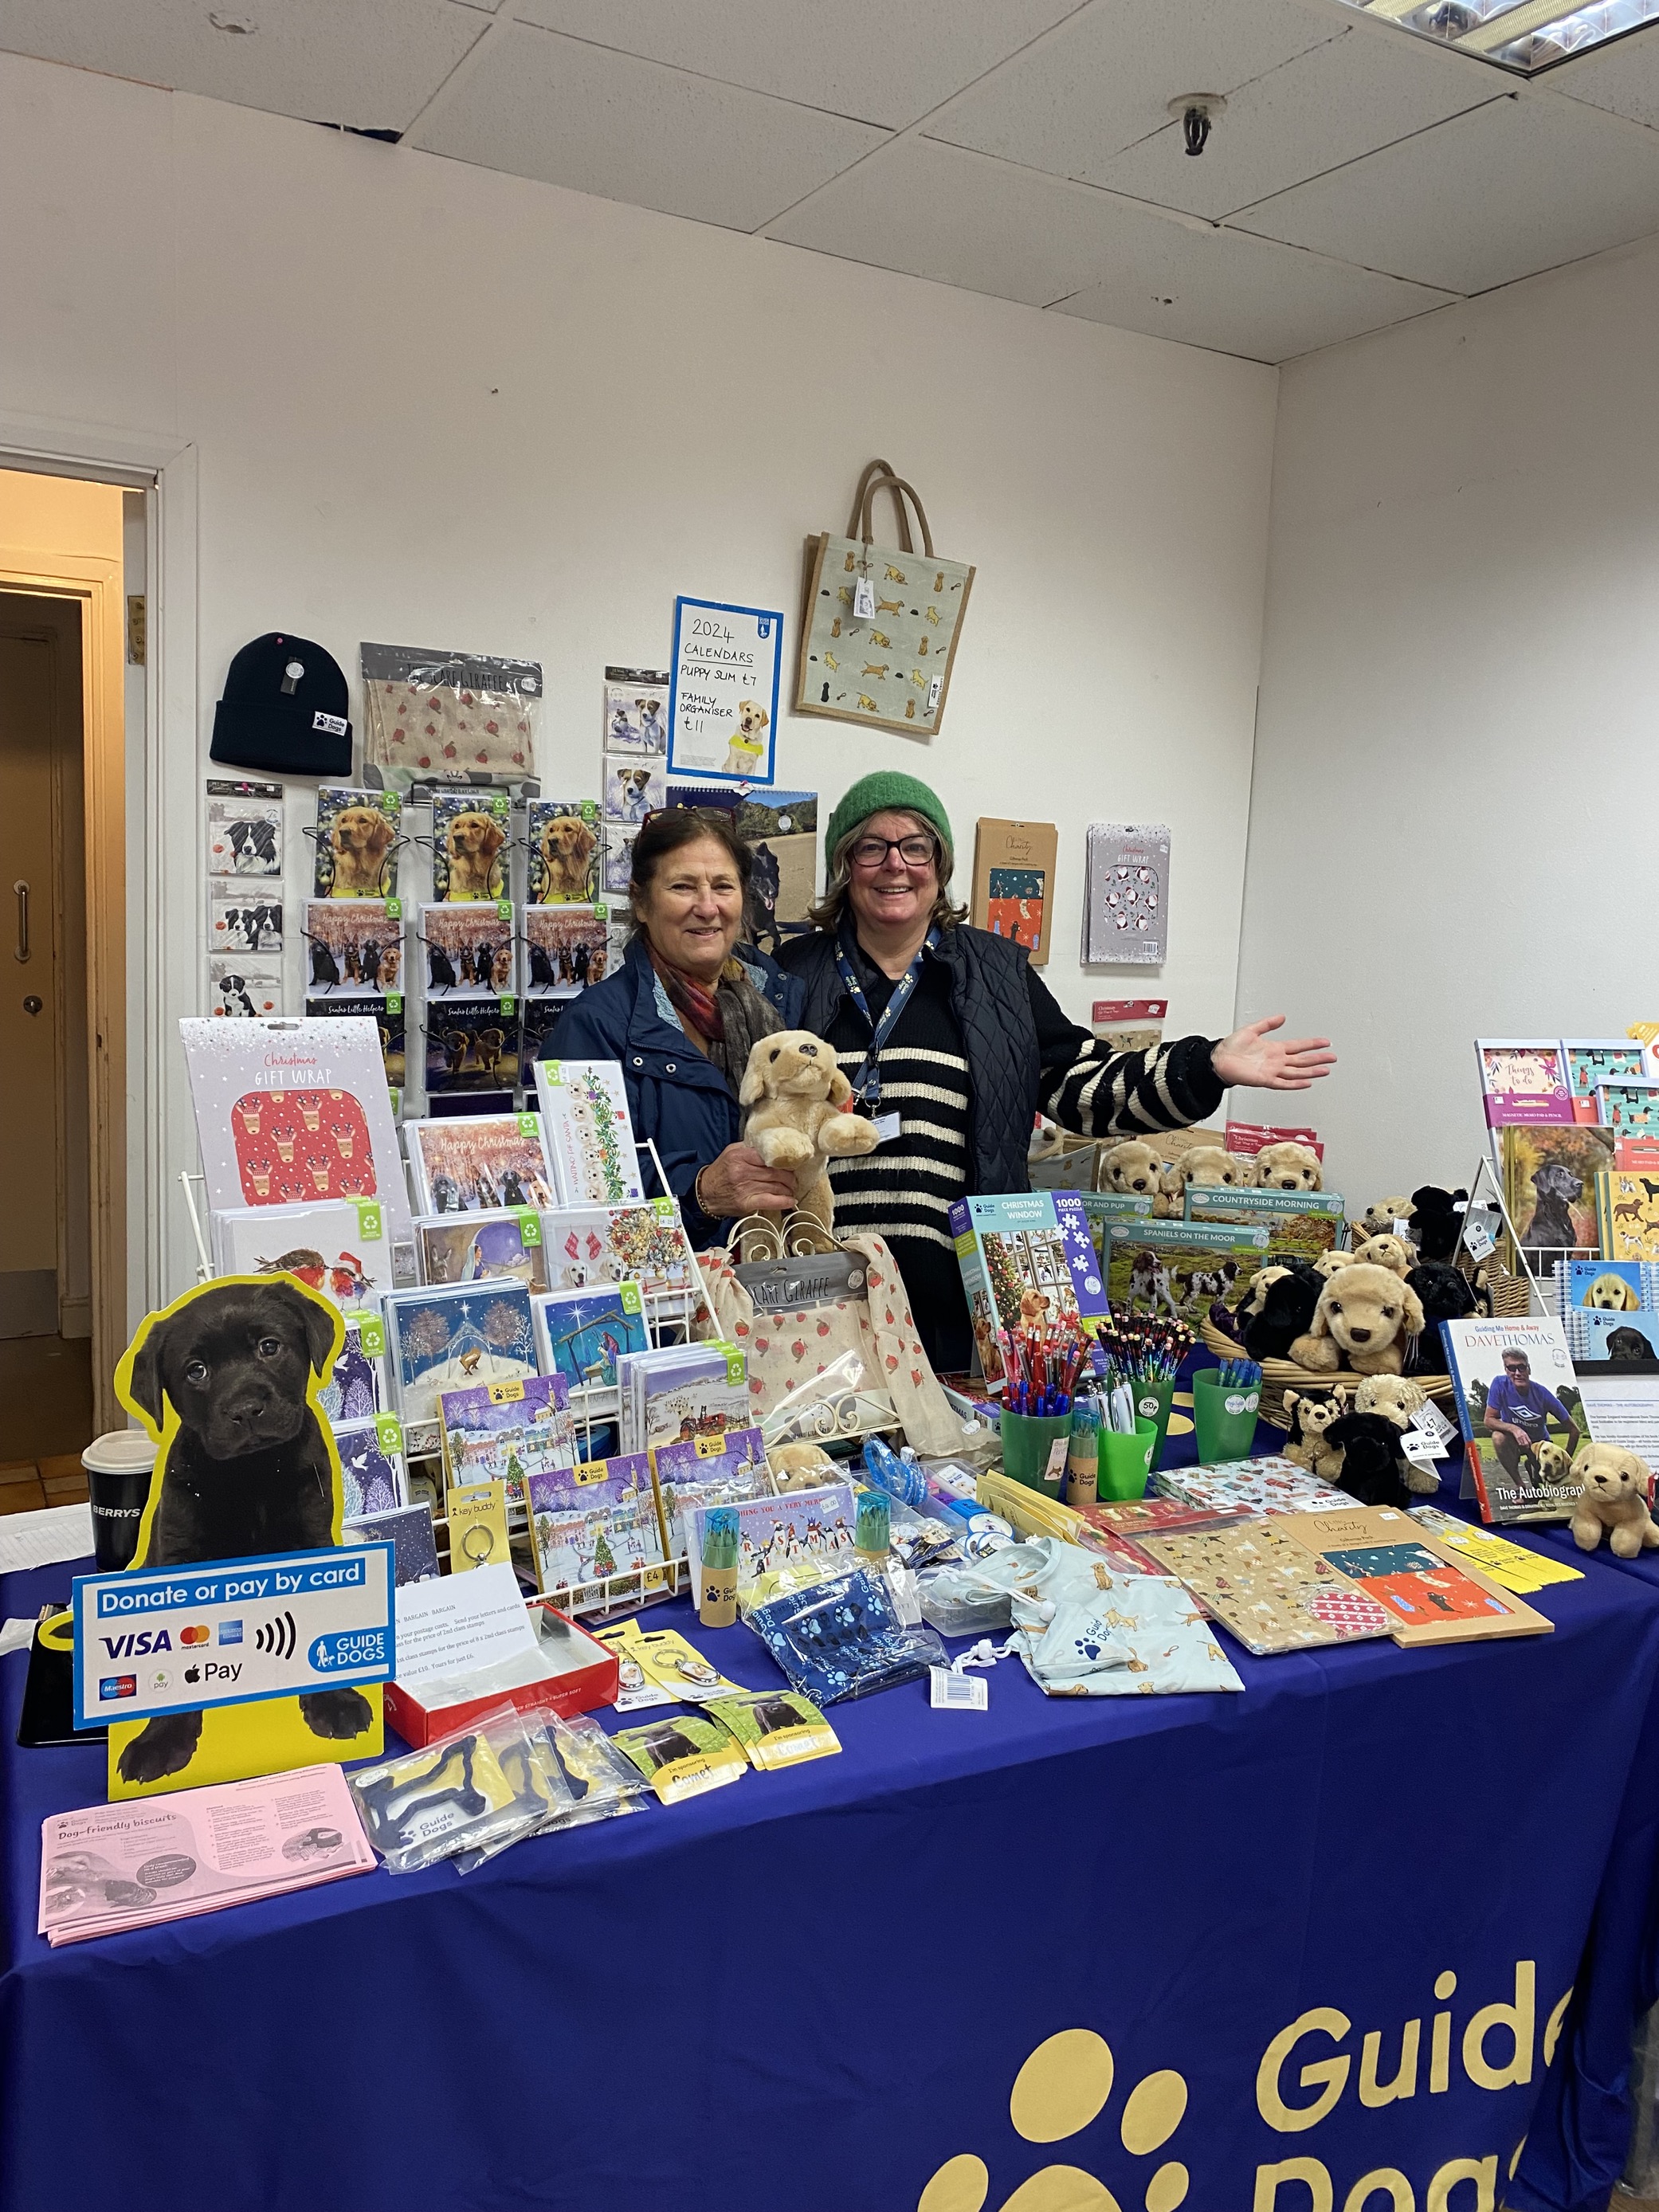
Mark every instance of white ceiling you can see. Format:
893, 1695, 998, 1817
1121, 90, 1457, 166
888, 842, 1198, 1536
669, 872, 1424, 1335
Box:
7, 0, 1659, 363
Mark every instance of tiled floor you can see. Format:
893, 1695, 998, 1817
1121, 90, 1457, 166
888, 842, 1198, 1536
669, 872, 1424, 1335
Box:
0, 1453, 88, 1514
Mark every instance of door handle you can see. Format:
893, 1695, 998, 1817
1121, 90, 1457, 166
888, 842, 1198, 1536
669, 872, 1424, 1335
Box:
12, 880, 27, 965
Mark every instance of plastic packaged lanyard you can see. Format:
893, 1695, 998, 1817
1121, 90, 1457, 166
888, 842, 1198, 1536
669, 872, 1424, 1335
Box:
833, 926, 940, 1110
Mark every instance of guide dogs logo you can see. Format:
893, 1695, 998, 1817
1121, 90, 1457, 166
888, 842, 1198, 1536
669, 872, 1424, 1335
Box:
254, 1610, 298, 1660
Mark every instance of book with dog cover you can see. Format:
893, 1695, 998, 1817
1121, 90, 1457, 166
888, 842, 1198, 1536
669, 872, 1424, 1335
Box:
1184, 1185, 1345, 1261
1104, 1219, 1273, 1330
1476, 1039, 1572, 1130
304, 901, 402, 1000
406, 1112, 557, 1216
534, 1060, 645, 1206
1567, 1258, 1659, 1311
528, 798, 602, 904
314, 786, 401, 899
1277, 1504, 1553, 1646
1500, 1125, 1611, 1266
949, 1190, 1109, 1386
1598, 1172, 1659, 1261
1597, 1079, 1659, 1135
430, 789, 511, 902
211, 1198, 386, 1313
526, 905, 610, 996
1563, 1038, 1653, 1121
1441, 1315, 1583, 1524
181, 1016, 414, 1238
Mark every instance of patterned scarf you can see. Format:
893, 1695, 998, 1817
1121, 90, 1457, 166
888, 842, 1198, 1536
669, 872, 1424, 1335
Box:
646, 943, 783, 1089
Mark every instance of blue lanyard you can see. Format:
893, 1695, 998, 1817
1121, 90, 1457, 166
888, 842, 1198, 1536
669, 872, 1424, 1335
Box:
834, 926, 939, 1108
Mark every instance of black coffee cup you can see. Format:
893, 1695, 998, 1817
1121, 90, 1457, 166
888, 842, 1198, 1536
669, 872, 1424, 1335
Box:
82, 1436, 156, 1571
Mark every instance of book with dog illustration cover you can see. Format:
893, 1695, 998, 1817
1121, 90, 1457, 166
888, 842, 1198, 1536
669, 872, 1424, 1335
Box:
531, 1281, 649, 1398
604, 668, 670, 756
1103, 1219, 1273, 1331
313, 786, 401, 899
211, 1198, 386, 1314
430, 789, 510, 902
526, 905, 610, 997
1277, 1504, 1552, 1645
382, 1281, 536, 1427
971, 819, 1058, 967
1441, 1315, 1583, 1523
181, 1016, 414, 1238
439, 1372, 577, 1499
303, 900, 402, 1000
406, 1112, 556, 1217
949, 1190, 1110, 1386
1184, 1185, 1345, 1261
1597, 1079, 1659, 1135
1476, 1039, 1572, 1129
1576, 1309, 1659, 1367
423, 998, 520, 1096
1563, 1038, 1653, 1120
534, 1059, 645, 1206
528, 798, 601, 904
1598, 1171, 1659, 1261
1499, 1124, 1611, 1266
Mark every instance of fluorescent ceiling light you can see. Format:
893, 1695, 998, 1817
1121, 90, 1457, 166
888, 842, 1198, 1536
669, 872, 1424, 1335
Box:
1335, 0, 1659, 70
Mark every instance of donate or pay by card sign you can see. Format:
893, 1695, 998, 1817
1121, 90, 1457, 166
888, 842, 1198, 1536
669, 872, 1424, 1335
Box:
73, 1545, 394, 1729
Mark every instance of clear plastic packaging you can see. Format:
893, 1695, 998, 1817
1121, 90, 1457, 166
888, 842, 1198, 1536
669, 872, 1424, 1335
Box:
744, 1566, 946, 1706
454, 1711, 651, 1869
347, 1703, 549, 1875
361, 642, 541, 790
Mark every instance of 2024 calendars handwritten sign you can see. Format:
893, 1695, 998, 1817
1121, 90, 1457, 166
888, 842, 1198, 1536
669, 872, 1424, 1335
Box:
666, 596, 782, 786
73, 1543, 394, 1728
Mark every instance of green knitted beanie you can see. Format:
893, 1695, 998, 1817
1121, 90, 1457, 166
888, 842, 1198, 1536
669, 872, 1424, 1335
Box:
825, 772, 955, 873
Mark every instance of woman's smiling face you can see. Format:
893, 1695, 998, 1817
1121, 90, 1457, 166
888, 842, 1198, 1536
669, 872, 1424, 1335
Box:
844, 810, 940, 939
633, 833, 744, 981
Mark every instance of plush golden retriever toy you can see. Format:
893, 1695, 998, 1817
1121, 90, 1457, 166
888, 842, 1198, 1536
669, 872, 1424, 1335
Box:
1569, 1441, 1659, 1557
1289, 1262, 1425, 1377
1586, 1272, 1642, 1312
538, 813, 598, 900
1352, 1233, 1413, 1280
1310, 1250, 1351, 1284
1102, 1139, 1165, 1198
1356, 1196, 1414, 1244
327, 805, 396, 896
1351, 1373, 1427, 1429
1172, 1144, 1257, 1192
768, 1440, 839, 1492
739, 1030, 880, 1230
1255, 1141, 1323, 1192
445, 809, 508, 900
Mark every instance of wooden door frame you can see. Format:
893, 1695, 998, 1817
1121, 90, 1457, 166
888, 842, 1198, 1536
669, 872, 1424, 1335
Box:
0, 416, 199, 1430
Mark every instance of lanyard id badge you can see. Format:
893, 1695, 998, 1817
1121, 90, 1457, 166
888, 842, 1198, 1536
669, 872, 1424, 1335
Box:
834, 926, 939, 1112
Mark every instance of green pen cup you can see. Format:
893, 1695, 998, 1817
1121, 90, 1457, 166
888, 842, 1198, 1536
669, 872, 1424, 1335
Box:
1130, 1379, 1178, 1472
1000, 1411, 1073, 1497
1096, 1418, 1159, 1502
1192, 1370, 1262, 1463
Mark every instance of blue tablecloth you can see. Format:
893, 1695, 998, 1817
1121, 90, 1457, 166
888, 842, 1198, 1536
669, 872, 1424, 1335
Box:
6, 1497, 1659, 2212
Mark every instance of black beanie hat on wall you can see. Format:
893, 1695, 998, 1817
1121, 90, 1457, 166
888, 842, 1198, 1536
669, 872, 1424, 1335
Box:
210, 632, 352, 777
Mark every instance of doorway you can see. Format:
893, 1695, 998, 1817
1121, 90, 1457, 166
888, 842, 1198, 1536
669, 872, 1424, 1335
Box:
0, 468, 129, 1495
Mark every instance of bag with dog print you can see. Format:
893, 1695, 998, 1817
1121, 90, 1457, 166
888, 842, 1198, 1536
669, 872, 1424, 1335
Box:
794, 461, 975, 739
361, 642, 542, 793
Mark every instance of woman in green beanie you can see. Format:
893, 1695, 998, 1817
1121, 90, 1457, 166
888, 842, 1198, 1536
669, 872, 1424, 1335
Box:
779, 771, 1334, 1371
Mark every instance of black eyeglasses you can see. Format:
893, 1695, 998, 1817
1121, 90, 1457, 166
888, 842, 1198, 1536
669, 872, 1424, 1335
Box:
849, 833, 938, 870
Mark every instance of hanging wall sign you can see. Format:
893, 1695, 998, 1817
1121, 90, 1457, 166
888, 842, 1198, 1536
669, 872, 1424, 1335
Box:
666, 597, 782, 787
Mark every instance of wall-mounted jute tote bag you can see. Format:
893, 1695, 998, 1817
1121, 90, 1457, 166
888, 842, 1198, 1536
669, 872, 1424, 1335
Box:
794, 461, 975, 739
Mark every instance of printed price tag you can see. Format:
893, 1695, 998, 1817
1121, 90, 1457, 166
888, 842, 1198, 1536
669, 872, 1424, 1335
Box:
872, 1112, 901, 1144
930, 1666, 988, 1712
1410, 1399, 1457, 1447
1044, 1437, 1070, 1481
853, 576, 876, 620
1462, 1209, 1499, 1261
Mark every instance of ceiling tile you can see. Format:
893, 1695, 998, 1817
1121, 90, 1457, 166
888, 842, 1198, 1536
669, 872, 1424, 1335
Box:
767, 135, 1167, 308
508, 0, 1085, 130
0, 0, 488, 131
1233, 88, 1659, 293
929, 0, 1343, 178
1551, 20, 1659, 132
410, 22, 888, 230
1090, 24, 1501, 221
1056, 224, 1454, 360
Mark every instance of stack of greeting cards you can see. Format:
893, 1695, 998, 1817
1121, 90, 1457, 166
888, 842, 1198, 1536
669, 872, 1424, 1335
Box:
525, 1451, 670, 1609
534, 1061, 645, 1206
616, 1343, 749, 1455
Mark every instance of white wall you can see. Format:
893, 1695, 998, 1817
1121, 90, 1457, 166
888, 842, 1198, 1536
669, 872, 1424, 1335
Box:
0, 48, 1277, 1311
1238, 229, 1659, 1208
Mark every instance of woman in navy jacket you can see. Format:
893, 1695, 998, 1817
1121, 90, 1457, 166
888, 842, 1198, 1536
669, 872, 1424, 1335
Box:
543, 809, 805, 1246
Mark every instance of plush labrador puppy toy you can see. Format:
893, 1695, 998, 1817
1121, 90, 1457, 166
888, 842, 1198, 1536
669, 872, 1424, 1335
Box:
113, 1275, 371, 1786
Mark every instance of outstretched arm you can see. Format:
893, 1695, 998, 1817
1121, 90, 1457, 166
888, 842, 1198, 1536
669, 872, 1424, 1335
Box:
1211, 1014, 1337, 1092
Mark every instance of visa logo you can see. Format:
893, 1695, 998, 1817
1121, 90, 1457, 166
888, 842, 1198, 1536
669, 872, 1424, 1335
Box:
100, 1630, 174, 1658
99, 1675, 137, 1700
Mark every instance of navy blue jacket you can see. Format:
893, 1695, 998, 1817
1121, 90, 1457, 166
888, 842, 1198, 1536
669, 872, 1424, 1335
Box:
540, 934, 803, 1246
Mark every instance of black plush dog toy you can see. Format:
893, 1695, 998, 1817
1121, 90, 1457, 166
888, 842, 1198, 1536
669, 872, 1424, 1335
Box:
1404, 1261, 1477, 1375
1323, 1411, 1416, 1510
1408, 1186, 1468, 1265
114, 1277, 372, 1786
1240, 1261, 1324, 1363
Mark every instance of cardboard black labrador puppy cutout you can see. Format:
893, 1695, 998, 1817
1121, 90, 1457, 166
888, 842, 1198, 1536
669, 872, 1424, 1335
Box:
112, 1275, 376, 1790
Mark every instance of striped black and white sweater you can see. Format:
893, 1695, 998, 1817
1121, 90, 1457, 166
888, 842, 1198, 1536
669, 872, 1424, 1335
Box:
819, 945, 1222, 1370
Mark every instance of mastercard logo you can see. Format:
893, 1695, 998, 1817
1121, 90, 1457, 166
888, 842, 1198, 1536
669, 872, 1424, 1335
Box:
179, 1625, 210, 1646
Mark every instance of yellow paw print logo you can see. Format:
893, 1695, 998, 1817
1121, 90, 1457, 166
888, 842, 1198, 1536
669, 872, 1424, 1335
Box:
919, 2030, 1189, 2212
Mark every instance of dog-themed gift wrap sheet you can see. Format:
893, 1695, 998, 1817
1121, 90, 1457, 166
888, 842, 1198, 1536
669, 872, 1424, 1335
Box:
182, 1018, 414, 1242
667, 596, 782, 783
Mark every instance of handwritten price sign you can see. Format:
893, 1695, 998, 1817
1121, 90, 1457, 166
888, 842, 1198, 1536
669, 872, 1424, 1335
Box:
666, 596, 782, 786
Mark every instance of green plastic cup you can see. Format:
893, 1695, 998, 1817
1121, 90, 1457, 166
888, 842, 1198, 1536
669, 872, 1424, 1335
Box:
1096, 1418, 1158, 1501
1000, 1411, 1073, 1496
1130, 1378, 1177, 1472
1192, 1370, 1262, 1463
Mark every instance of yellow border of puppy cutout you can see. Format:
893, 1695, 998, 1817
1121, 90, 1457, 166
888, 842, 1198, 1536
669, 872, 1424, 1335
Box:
104, 1273, 382, 1800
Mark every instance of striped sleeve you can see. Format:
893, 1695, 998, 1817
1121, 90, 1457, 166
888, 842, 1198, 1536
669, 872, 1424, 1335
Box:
1028, 971, 1225, 1137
